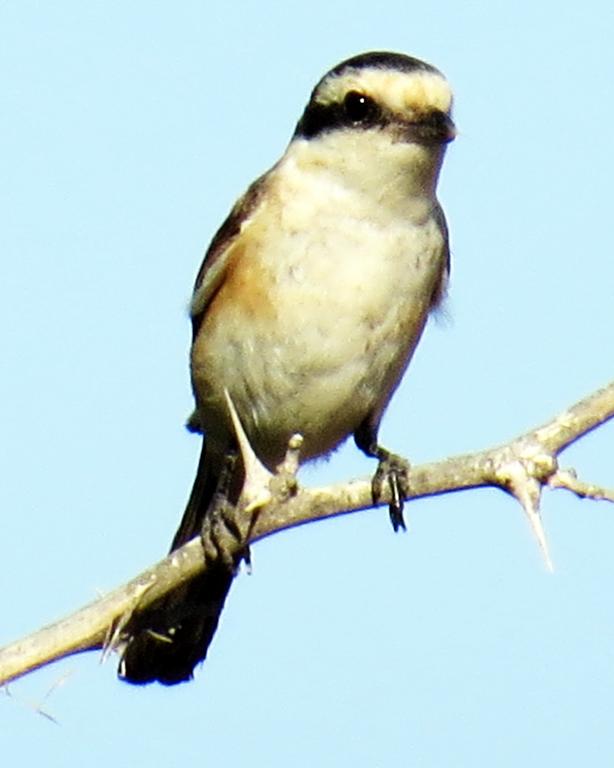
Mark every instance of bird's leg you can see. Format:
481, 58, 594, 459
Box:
200, 450, 251, 572
354, 422, 410, 532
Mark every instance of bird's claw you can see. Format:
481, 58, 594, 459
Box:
372, 452, 410, 532
200, 501, 250, 573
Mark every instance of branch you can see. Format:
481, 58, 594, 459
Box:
1, 380, 613, 687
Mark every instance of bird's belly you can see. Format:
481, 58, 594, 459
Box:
191, 216, 444, 467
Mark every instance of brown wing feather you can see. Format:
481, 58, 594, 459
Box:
190, 171, 270, 341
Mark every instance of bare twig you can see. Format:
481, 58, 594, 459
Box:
1, 380, 613, 687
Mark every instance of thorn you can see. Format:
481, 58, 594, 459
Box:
504, 461, 553, 571
521, 488, 553, 572
277, 433, 303, 477
267, 433, 303, 503
224, 389, 273, 512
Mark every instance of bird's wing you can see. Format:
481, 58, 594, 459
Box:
190, 171, 270, 340
430, 200, 450, 308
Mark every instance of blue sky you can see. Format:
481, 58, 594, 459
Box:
2, 2, 614, 766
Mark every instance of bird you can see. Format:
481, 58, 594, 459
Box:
118, 50, 455, 685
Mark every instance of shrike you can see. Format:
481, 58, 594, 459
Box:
119, 50, 455, 685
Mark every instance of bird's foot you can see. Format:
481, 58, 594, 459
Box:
200, 450, 250, 572
371, 449, 411, 533
200, 500, 251, 573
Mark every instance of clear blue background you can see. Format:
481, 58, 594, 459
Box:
2, 2, 614, 765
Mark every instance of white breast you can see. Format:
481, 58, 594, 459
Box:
193, 132, 448, 467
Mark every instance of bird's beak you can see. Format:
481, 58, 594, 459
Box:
404, 111, 456, 145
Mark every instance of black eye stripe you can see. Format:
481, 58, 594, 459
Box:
294, 92, 382, 139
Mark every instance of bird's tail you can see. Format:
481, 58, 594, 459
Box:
118, 440, 238, 685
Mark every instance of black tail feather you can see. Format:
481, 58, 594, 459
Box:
118, 440, 237, 685
118, 564, 234, 685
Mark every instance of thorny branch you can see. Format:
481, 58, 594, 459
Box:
1, 381, 613, 688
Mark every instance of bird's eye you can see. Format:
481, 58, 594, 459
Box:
343, 91, 378, 123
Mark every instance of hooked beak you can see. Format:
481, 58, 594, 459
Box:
404, 110, 456, 145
